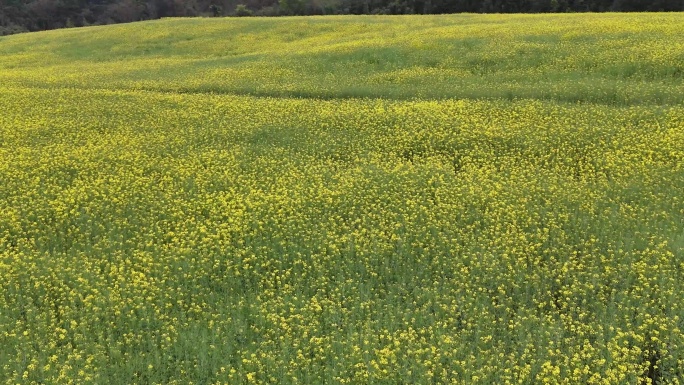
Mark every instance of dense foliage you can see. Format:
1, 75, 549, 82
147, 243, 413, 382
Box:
1, 0, 684, 35
1, 13, 684, 384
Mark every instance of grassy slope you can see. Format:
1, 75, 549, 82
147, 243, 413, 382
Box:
1, 14, 684, 384
1, 14, 683, 103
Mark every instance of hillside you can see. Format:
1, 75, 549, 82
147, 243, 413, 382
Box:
2, 0, 683, 35
2, 14, 684, 103
1, 15, 684, 384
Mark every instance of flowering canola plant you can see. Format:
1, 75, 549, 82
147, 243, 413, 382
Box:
1, 13, 684, 385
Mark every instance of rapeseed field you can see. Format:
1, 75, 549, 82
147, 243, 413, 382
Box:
1, 14, 683, 384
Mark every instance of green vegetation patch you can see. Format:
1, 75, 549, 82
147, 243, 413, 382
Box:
1, 14, 683, 384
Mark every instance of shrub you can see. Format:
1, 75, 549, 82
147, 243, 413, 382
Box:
234, 4, 253, 17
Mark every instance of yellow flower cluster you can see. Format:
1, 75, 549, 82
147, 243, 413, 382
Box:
1, 13, 683, 385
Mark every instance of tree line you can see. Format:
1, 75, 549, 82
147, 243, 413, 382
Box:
1, 0, 682, 35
